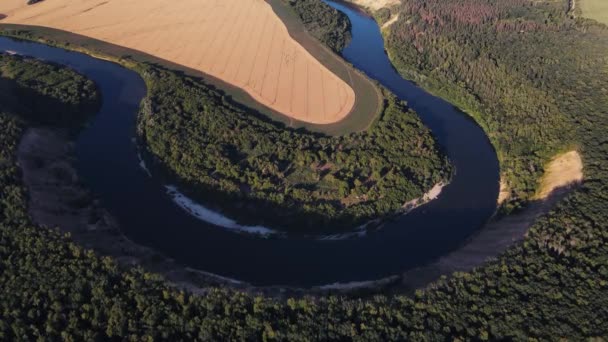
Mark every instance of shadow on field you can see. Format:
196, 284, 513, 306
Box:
0, 14, 7, 21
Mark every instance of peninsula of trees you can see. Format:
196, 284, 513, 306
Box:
138, 65, 449, 232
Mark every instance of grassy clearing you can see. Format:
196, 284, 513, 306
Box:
580, 0, 608, 25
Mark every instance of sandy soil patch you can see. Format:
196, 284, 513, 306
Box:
346, 0, 400, 11
381, 14, 399, 29
535, 151, 583, 200
165, 185, 281, 238
580, 0, 608, 25
0, 0, 355, 124
497, 177, 510, 205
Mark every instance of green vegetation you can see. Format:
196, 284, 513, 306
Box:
374, 7, 394, 27
0, 52, 606, 339
579, 0, 608, 25
282, 0, 352, 52
1, 0, 608, 339
0, 53, 98, 129
381, 0, 607, 212
139, 65, 449, 232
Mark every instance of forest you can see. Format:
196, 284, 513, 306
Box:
0, 53, 98, 130
1, 0, 608, 338
0, 47, 605, 338
281, 0, 352, 52
382, 0, 606, 212
138, 65, 449, 232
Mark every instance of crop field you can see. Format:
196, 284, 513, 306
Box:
0, 0, 356, 124
579, 0, 608, 25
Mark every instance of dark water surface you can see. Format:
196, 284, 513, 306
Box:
0, 4, 498, 287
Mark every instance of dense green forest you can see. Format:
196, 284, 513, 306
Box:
0, 49, 605, 339
382, 0, 606, 212
282, 0, 352, 52
138, 66, 449, 232
0, 53, 98, 129
2, 0, 608, 338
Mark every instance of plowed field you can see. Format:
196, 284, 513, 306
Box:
0, 0, 356, 124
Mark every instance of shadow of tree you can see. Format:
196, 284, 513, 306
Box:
396, 181, 583, 295
0, 58, 98, 132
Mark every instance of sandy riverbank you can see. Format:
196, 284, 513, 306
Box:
0, 0, 355, 124
164, 185, 281, 238
343, 0, 400, 11
398, 150, 584, 292
382, 14, 400, 29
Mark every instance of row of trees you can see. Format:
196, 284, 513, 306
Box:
138, 65, 449, 233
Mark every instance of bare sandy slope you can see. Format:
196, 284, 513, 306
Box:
498, 151, 583, 205
345, 0, 400, 11
535, 151, 583, 199
497, 178, 510, 205
0, 0, 355, 124
381, 14, 399, 29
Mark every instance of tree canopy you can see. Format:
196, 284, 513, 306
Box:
138, 65, 449, 232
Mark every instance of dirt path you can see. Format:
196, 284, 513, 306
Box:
0, 0, 355, 124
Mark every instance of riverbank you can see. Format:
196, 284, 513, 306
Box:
579, 0, 608, 25
342, 0, 399, 11
319, 0, 590, 292
16, 127, 446, 296
397, 150, 584, 293
17, 128, 251, 294
9, 0, 582, 294
2, 3, 496, 287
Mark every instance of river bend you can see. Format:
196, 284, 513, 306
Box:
0, 2, 499, 286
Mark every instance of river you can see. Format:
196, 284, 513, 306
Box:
0, 2, 499, 287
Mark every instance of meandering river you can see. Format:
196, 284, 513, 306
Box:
0, 2, 499, 287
